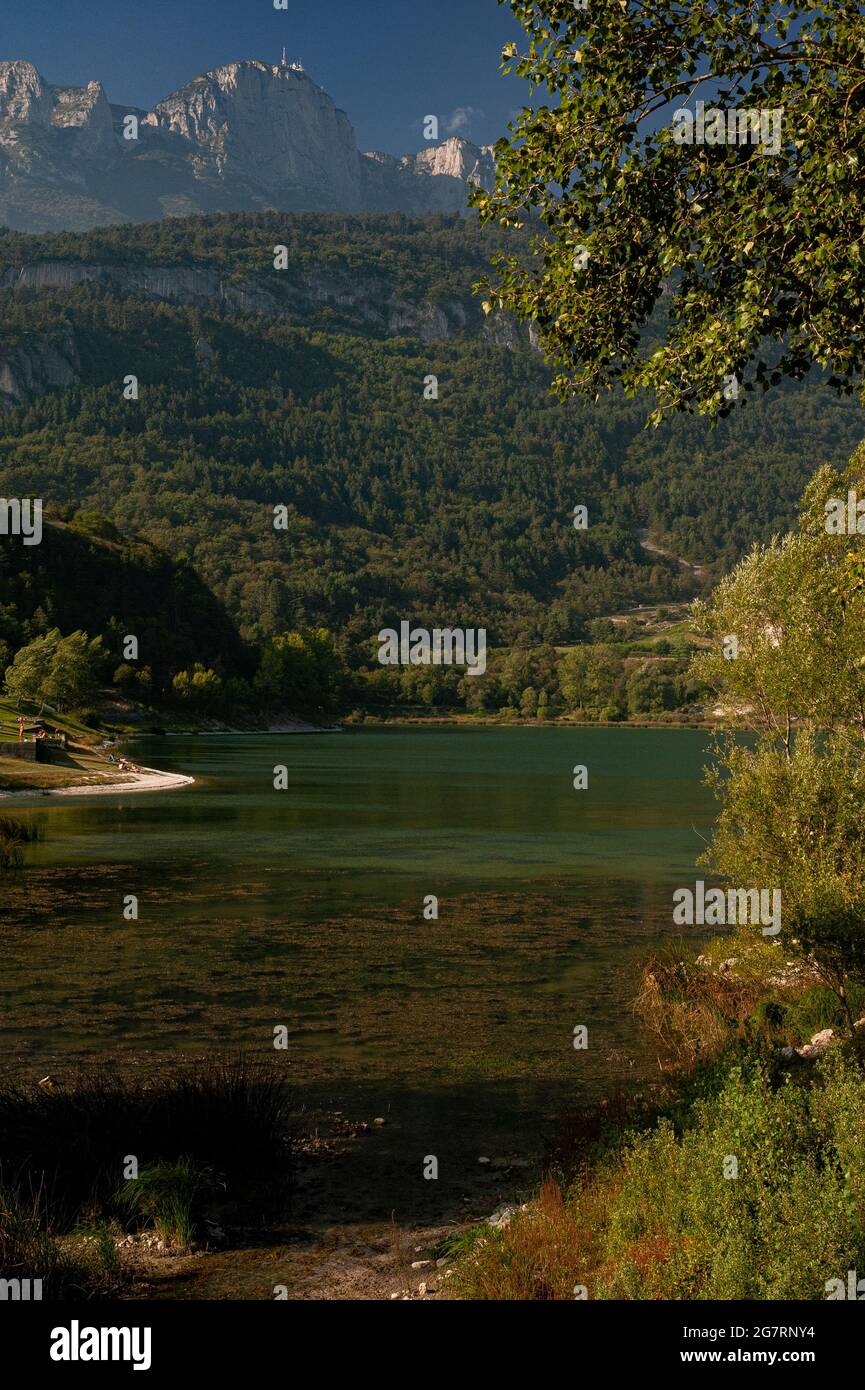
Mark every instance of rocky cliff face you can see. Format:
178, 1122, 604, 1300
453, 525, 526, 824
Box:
0, 63, 115, 172
406, 136, 496, 185
361, 136, 495, 213
0, 61, 53, 125
0, 58, 496, 230
51, 80, 115, 157
144, 61, 365, 209
0, 256, 532, 352
0, 229, 536, 412
0, 323, 79, 410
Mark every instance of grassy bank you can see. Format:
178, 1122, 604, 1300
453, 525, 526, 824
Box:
0, 813, 40, 867
0, 697, 127, 792
449, 941, 865, 1300
0, 754, 137, 792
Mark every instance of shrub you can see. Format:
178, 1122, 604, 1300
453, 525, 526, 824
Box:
454, 1048, 865, 1300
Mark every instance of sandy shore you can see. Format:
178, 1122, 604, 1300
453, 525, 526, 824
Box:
0, 765, 195, 800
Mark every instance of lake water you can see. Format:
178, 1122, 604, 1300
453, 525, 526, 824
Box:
0, 726, 718, 1189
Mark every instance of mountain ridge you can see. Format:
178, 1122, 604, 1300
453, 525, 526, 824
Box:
0, 58, 496, 231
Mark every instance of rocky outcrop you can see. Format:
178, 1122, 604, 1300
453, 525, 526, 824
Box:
405, 136, 495, 189
50, 80, 115, 157
361, 137, 495, 213
0, 61, 53, 125
0, 324, 79, 409
0, 58, 497, 230
0, 257, 533, 352
780, 1018, 865, 1060
0, 63, 116, 175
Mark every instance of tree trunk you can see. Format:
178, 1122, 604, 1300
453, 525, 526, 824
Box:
838, 979, 857, 1039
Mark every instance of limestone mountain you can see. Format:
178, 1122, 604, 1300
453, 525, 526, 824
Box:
0, 58, 495, 231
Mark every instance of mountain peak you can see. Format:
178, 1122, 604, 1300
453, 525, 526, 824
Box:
176, 58, 315, 90
0, 55, 496, 230
0, 60, 52, 124
142, 56, 362, 201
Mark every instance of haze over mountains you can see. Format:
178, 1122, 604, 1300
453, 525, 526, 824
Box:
0, 57, 496, 231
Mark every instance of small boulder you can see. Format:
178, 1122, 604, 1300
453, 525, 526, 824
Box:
797, 1027, 835, 1059
488, 1203, 521, 1229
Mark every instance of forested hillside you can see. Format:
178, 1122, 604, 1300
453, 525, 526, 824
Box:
0, 213, 863, 670
0, 521, 247, 699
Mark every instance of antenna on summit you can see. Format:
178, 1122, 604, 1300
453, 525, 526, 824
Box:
279, 48, 304, 73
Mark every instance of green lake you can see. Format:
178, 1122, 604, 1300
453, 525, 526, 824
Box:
1, 726, 719, 1190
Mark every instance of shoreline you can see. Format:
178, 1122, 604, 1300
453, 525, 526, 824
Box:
0, 719, 711, 800
0, 764, 195, 801
352, 714, 714, 731
0, 720, 335, 799
117, 720, 339, 739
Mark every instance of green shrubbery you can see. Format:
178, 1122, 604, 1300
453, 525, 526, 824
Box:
599, 1050, 865, 1299
454, 1040, 865, 1301
455, 451, 865, 1301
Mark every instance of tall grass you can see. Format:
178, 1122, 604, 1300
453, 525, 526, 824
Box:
0, 1181, 117, 1299
0, 814, 40, 870
634, 947, 764, 1071
114, 1158, 222, 1250
0, 1056, 293, 1232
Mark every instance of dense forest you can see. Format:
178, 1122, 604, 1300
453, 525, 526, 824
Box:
0, 213, 863, 718
0, 521, 248, 705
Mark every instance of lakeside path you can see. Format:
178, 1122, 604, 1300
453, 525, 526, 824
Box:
0, 764, 195, 800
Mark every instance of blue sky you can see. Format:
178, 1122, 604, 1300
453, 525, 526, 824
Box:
0, 0, 525, 155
